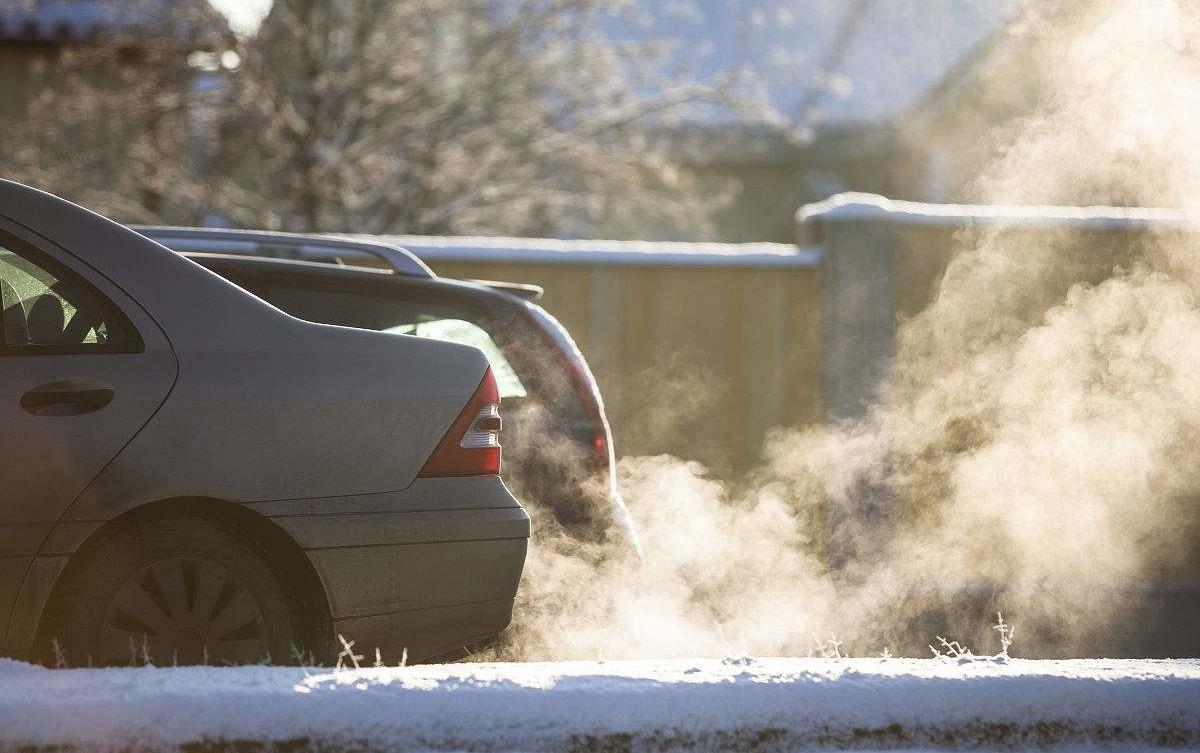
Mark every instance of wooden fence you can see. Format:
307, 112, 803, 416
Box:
377, 236, 825, 474
368, 196, 1200, 476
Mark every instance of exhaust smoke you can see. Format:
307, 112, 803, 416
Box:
504, 0, 1200, 660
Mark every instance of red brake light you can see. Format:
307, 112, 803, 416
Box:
418, 368, 502, 477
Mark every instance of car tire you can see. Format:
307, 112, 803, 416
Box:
55, 516, 301, 667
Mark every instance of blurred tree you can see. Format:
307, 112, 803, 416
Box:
214, 0, 754, 238
2, 0, 762, 237
0, 0, 234, 224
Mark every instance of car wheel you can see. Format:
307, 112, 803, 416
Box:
58, 517, 300, 667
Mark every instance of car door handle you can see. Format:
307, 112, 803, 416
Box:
20, 379, 115, 416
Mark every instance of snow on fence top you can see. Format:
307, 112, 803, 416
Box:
359, 234, 823, 268
348, 194, 1197, 272
798, 192, 1200, 233
1, 657, 1197, 752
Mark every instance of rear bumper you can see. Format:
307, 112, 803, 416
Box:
250, 476, 529, 663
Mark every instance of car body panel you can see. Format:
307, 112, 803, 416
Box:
250, 475, 528, 662
0, 560, 27, 644
0, 181, 530, 661
0, 346, 177, 522
4, 557, 66, 649
171, 250, 633, 544
246, 475, 520, 516
0, 217, 177, 518
0, 181, 492, 513
0, 210, 179, 644
63, 326, 491, 518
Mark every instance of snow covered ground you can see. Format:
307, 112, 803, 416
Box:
0, 656, 1197, 752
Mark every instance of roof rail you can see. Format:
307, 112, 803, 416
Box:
134, 226, 436, 279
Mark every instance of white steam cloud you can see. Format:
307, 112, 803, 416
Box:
505, 0, 1200, 660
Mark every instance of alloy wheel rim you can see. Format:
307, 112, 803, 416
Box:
99, 557, 270, 666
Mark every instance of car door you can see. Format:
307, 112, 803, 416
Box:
0, 221, 177, 635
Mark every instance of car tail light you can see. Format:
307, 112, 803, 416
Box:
418, 368, 502, 477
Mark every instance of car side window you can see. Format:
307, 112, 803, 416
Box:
0, 236, 137, 354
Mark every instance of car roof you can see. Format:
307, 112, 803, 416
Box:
134, 225, 436, 279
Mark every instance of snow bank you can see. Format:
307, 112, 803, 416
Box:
0, 657, 1197, 752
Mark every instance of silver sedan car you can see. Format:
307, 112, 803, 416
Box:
0, 180, 529, 666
